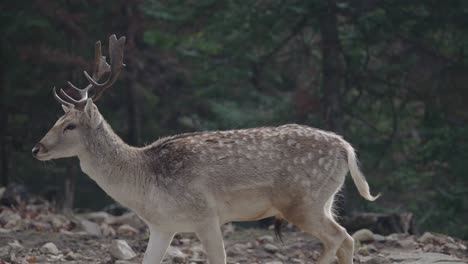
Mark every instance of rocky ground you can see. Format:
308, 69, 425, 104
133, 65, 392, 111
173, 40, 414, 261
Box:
0, 202, 467, 264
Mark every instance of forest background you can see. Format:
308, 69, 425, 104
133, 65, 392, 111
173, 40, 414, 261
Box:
1, 0, 467, 239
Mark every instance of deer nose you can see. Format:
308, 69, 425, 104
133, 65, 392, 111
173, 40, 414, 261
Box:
32, 143, 43, 157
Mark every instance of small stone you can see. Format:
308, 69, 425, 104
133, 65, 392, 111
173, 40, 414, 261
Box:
101, 223, 116, 237
80, 219, 102, 236
115, 260, 138, 264
258, 235, 275, 243
109, 239, 136, 260
419, 232, 437, 243
397, 237, 417, 249
263, 243, 279, 254
59, 229, 75, 235
8, 240, 23, 251
373, 234, 386, 242
117, 224, 138, 236
0, 211, 21, 229
41, 242, 61, 255
82, 211, 113, 223
265, 261, 283, 264
275, 252, 288, 260
166, 246, 187, 263
64, 251, 80, 260
352, 229, 375, 243
222, 223, 235, 236
180, 238, 191, 245
459, 243, 467, 250
0, 227, 11, 233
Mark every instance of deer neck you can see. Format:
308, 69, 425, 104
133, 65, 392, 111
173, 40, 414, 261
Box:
77, 120, 145, 208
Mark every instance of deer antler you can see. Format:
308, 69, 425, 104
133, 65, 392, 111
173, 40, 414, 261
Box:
53, 35, 126, 109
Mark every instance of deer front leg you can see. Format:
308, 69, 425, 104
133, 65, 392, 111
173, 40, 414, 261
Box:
196, 222, 226, 264
142, 227, 174, 264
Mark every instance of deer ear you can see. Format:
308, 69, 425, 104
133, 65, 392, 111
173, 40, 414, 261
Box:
61, 104, 71, 113
84, 99, 102, 128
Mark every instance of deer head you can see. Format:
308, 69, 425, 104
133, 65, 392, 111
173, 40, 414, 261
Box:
32, 35, 126, 161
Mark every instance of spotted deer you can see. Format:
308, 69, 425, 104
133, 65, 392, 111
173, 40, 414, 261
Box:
33, 35, 379, 264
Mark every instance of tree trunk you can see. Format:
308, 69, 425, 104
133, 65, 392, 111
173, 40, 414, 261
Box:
319, 1, 347, 215
0, 45, 8, 186
62, 164, 77, 215
319, 1, 344, 133
126, 68, 141, 146
124, 1, 143, 146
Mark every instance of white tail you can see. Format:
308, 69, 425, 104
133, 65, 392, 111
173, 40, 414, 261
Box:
345, 143, 381, 201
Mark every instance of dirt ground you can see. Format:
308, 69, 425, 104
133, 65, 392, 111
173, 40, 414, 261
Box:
0, 203, 466, 264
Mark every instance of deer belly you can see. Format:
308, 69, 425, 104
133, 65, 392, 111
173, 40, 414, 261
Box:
216, 190, 279, 223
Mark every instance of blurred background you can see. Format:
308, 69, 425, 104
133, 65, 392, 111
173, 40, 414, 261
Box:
1, 0, 467, 239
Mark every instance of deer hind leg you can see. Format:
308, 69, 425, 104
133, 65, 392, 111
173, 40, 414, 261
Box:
283, 196, 352, 264
323, 195, 354, 264
288, 210, 349, 264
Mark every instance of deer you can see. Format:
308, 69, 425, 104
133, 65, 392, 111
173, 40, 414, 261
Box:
32, 35, 379, 264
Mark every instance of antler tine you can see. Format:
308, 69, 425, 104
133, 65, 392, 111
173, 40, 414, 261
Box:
67, 81, 91, 97
59, 88, 88, 104
53, 87, 74, 108
83, 35, 126, 102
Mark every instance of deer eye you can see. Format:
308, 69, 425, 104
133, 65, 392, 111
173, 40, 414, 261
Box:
64, 124, 77, 131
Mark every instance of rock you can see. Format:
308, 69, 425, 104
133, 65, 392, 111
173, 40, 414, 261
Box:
8, 240, 23, 251
373, 234, 386, 242
37, 214, 68, 230
59, 229, 75, 236
358, 255, 391, 264
263, 243, 279, 254
0, 187, 5, 199
32, 221, 53, 231
117, 224, 138, 236
64, 251, 80, 260
0, 227, 11, 233
352, 229, 375, 243
115, 261, 138, 264
166, 246, 187, 262
0, 210, 21, 229
80, 219, 102, 236
81, 211, 113, 223
419, 232, 438, 244
101, 223, 116, 237
180, 238, 191, 245
258, 235, 275, 243
41, 242, 61, 255
106, 212, 145, 229
109, 239, 136, 260
274, 252, 288, 260
397, 237, 418, 249
222, 223, 235, 236
265, 261, 283, 264
383, 250, 464, 264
